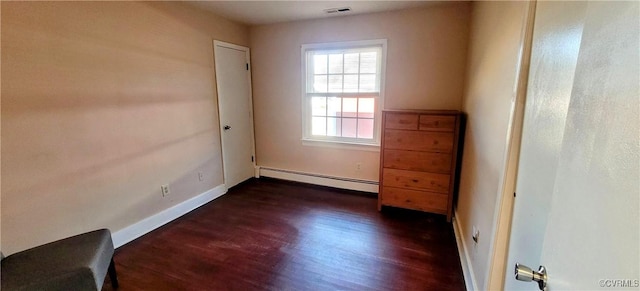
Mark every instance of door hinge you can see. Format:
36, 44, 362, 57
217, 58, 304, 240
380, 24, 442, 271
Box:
514, 192, 516, 197
246, 63, 249, 70
251, 156, 254, 162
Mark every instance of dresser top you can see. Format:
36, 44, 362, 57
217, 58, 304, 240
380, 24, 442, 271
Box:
383, 109, 461, 115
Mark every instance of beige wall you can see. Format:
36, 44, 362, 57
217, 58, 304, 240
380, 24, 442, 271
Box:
250, 3, 470, 181
1, 1, 249, 254
455, 1, 529, 289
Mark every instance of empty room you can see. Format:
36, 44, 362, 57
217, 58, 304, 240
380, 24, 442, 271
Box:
1, 1, 638, 290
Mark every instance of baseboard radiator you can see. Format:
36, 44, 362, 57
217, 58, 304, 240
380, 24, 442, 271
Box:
258, 166, 379, 193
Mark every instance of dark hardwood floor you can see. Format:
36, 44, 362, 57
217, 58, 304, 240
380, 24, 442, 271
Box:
104, 178, 465, 290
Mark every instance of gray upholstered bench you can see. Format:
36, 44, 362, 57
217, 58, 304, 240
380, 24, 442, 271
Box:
1, 229, 119, 291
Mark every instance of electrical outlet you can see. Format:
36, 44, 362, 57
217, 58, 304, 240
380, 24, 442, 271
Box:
356, 163, 362, 171
198, 172, 204, 181
161, 184, 170, 197
472, 226, 480, 244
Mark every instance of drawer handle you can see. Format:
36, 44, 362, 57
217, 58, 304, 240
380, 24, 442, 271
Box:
412, 179, 419, 183
434, 121, 440, 126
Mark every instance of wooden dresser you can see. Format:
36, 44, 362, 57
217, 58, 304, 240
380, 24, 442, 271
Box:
378, 109, 463, 221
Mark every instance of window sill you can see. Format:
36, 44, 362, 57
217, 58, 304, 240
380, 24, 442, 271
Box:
301, 139, 380, 152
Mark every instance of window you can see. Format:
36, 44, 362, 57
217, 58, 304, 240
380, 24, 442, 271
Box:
302, 39, 387, 147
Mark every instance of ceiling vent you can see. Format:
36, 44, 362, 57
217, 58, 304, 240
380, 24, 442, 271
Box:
324, 7, 352, 14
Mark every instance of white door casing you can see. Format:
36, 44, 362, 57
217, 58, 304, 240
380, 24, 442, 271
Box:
504, 1, 639, 290
213, 41, 256, 189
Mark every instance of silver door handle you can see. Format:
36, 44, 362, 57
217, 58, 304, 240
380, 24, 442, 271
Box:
515, 263, 547, 291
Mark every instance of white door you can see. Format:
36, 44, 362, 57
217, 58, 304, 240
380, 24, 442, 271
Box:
214, 41, 256, 189
505, 1, 639, 290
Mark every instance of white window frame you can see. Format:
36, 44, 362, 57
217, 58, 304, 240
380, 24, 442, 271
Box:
301, 39, 387, 149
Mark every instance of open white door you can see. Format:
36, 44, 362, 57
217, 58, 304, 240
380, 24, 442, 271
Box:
505, 1, 639, 290
214, 41, 256, 189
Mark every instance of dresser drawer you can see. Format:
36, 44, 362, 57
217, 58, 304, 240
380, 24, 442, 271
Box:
382, 168, 450, 193
383, 149, 452, 173
385, 113, 418, 130
419, 115, 456, 132
384, 130, 454, 153
380, 187, 449, 213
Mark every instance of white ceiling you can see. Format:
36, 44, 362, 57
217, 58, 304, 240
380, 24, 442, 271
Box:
187, 1, 445, 26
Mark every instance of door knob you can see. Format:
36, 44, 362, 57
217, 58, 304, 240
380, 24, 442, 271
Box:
223, 125, 231, 130
515, 263, 547, 290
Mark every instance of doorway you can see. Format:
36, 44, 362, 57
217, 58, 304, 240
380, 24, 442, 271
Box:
213, 41, 256, 189
491, 1, 639, 289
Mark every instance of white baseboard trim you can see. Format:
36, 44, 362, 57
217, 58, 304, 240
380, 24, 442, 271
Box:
258, 166, 378, 193
112, 184, 227, 248
453, 212, 479, 291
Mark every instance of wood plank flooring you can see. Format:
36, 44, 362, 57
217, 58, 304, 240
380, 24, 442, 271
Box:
104, 178, 465, 290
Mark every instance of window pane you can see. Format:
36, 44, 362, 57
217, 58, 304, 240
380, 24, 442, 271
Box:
304, 43, 385, 144
343, 75, 358, 93
328, 75, 343, 93
342, 118, 357, 138
314, 75, 327, 93
359, 74, 376, 92
328, 54, 343, 74
311, 97, 326, 116
327, 97, 341, 117
342, 98, 358, 118
344, 53, 359, 73
312, 117, 327, 135
360, 52, 377, 73
357, 119, 374, 139
313, 54, 328, 74
327, 117, 342, 137
358, 98, 375, 118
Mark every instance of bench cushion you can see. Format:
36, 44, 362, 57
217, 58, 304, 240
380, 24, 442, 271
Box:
1, 229, 114, 291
